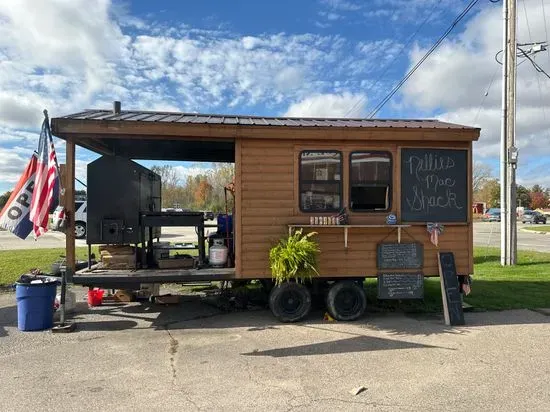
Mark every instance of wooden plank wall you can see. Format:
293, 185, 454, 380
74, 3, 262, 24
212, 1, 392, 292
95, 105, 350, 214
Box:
238, 138, 473, 279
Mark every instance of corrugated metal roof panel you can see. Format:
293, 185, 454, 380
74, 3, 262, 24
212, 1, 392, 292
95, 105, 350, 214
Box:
58, 109, 476, 129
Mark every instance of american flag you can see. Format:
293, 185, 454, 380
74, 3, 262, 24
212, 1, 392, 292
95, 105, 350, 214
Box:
29, 114, 60, 238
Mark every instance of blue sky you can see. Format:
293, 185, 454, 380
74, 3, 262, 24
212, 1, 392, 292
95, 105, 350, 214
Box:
1, 0, 549, 193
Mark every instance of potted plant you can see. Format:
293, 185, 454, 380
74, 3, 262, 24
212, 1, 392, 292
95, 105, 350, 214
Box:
269, 229, 320, 285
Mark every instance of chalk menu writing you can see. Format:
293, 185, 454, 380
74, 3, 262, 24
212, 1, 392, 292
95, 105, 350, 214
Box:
377, 273, 424, 299
401, 149, 468, 222
377, 242, 423, 270
438, 252, 465, 326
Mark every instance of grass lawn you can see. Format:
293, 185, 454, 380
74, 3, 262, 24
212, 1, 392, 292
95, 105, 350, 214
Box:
1, 246, 550, 312
365, 247, 550, 312
0, 247, 97, 286
522, 225, 550, 233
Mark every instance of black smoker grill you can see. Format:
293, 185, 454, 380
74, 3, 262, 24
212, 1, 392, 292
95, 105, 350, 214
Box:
87, 156, 161, 245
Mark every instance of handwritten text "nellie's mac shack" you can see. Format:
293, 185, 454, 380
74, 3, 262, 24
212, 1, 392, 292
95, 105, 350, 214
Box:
404, 154, 464, 212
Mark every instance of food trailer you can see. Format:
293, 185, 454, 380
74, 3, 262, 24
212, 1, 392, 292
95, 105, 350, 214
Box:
51, 103, 480, 322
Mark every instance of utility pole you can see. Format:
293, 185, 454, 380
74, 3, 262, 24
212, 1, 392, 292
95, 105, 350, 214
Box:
501, 0, 518, 266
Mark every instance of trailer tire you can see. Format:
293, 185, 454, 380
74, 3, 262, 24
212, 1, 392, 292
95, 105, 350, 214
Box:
326, 280, 366, 321
269, 282, 311, 323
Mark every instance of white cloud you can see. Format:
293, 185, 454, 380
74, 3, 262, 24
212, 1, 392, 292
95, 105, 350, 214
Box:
0, 147, 31, 185
284, 92, 367, 117
366, 0, 461, 23
401, 1, 550, 186
320, 0, 362, 12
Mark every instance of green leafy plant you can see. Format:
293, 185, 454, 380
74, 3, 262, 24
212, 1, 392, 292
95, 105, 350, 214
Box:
269, 229, 320, 286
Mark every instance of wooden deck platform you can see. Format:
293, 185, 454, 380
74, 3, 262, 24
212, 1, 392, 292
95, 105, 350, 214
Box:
72, 267, 236, 288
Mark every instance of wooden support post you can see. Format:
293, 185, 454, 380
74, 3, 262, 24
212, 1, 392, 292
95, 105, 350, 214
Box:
344, 226, 348, 249
65, 138, 76, 281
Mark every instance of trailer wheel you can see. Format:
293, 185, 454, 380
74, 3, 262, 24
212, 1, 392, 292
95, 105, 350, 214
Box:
269, 282, 311, 323
326, 280, 366, 321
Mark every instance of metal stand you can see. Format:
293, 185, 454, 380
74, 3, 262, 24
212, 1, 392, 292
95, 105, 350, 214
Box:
52, 268, 76, 333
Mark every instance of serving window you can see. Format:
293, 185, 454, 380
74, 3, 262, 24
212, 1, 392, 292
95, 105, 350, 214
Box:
350, 151, 392, 212
299, 151, 342, 212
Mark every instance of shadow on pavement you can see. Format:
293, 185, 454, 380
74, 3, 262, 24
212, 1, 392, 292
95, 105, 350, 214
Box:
3, 290, 550, 337
242, 334, 450, 357
0, 304, 17, 338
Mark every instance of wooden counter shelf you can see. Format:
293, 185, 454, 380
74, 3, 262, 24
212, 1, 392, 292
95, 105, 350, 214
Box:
288, 224, 411, 248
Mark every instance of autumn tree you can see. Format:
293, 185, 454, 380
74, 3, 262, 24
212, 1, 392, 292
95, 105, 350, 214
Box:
473, 162, 493, 193
207, 163, 235, 212
194, 178, 213, 209
151, 165, 182, 208
516, 185, 531, 208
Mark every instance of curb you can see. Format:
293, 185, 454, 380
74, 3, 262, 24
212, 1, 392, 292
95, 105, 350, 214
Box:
519, 228, 550, 235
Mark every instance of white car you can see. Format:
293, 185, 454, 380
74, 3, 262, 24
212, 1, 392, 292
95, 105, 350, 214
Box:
52, 201, 87, 239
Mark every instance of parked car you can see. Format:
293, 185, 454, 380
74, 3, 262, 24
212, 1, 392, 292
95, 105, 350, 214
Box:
52, 201, 87, 239
482, 208, 501, 222
522, 210, 547, 224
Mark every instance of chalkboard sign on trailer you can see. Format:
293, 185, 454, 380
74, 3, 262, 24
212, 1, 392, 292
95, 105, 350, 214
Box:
377, 273, 424, 299
401, 148, 468, 222
438, 252, 465, 326
377, 242, 423, 270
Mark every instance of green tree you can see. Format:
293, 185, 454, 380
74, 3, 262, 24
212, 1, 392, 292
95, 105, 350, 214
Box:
488, 180, 500, 208
0, 191, 12, 212
530, 184, 545, 193
516, 185, 531, 208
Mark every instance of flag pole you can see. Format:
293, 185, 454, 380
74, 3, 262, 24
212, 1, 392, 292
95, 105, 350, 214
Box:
48, 109, 75, 333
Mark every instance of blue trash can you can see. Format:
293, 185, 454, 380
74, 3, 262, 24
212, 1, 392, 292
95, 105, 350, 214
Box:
15, 281, 57, 331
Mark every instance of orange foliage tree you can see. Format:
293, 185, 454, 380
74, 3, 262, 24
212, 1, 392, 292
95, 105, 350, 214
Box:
194, 178, 213, 208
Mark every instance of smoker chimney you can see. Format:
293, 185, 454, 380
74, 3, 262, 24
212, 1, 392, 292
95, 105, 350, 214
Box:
113, 101, 121, 114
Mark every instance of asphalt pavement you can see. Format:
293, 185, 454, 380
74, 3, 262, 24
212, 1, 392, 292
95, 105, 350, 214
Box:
1, 222, 550, 251
0, 226, 210, 251
474, 222, 550, 251
0, 290, 549, 411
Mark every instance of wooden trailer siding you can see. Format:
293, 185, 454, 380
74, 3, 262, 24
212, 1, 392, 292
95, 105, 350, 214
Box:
240, 225, 470, 278
238, 138, 473, 279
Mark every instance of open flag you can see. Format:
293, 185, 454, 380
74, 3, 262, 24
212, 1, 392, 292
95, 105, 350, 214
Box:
29, 111, 61, 238
0, 154, 38, 239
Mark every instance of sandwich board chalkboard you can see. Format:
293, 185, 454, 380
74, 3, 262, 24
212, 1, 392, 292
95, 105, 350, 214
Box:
377, 273, 424, 299
377, 242, 423, 270
437, 252, 465, 326
401, 148, 468, 222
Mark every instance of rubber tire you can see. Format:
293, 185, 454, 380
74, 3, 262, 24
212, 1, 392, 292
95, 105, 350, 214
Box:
326, 280, 366, 321
269, 282, 311, 323
75, 222, 86, 239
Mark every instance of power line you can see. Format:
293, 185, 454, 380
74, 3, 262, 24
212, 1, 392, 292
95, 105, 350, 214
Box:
541, 0, 550, 68
473, 65, 499, 124
368, 0, 481, 118
344, 0, 443, 117
521, 0, 548, 149
521, 0, 533, 42
518, 47, 550, 79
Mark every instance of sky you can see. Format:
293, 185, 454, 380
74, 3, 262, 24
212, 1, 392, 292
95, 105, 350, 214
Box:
0, 0, 549, 193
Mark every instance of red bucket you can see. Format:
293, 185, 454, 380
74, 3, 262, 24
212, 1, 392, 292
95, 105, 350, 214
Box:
87, 288, 104, 307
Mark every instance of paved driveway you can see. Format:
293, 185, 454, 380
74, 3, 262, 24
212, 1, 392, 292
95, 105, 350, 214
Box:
1, 291, 549, 411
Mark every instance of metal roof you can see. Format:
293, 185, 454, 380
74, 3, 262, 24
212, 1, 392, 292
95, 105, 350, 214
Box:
59, 109, 477, 130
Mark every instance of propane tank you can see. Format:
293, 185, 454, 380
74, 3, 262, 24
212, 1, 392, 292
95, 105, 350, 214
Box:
209, 239, 228, 267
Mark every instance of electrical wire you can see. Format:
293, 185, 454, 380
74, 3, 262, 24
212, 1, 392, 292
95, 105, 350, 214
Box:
343, 0, 443, 117
518, 47, 550, 79
521, 0, 548, 147
541, 0, 550, 69
473, 65, 499, 124
521, 0, 533, 42
368, 0, 481, 118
